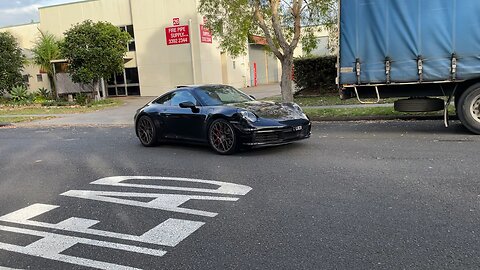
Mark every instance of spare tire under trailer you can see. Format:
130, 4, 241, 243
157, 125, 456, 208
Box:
350, 82, 480, 135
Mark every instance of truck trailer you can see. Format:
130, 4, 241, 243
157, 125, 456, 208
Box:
338, 0, 480, 134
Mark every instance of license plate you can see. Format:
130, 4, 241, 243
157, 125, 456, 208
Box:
293, 126, 303, 131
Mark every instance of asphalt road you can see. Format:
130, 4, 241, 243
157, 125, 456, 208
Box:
1, 120, 480, 269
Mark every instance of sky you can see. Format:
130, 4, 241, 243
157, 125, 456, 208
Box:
0, 0, 81, 28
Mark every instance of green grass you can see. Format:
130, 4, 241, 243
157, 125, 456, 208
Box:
262, 94, 397, 106
0, 116, 55, 123
0, 98, 123, 116
303, 106, 455, 119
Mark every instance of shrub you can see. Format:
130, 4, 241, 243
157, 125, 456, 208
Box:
293, 56, 337, 95
0, 96, 7, 104
37, 87, 50, 99
75, 93, 89, 106
9, 85, 29, 101
34, 95, 47, 104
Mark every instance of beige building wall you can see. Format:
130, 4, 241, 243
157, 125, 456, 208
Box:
23, 64, 51, 92
0, 23, 39, 49
3, 0, 260, 97
129, 0, 196, 96
38, 0, 133, 37
0, 23, 51, 93
293, 27, 330, 57
227, 54, 250, 88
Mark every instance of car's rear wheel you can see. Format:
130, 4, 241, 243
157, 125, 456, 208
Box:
208, 119, 238, 155
136, 115, 158, 147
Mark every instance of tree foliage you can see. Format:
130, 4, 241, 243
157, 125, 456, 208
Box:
32, 29, 61, 98
60, 20, 130, 98
0, 32, 26, 95
199, 0, 336, 102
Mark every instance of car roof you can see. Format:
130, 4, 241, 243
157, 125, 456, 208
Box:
176, 84, 228, 90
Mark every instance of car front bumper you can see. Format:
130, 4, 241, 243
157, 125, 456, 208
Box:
237, 122, 311, 146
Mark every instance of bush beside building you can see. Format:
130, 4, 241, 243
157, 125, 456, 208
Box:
293, 56, 337, 95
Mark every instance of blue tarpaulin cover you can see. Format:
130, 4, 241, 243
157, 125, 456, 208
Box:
339, 0, 480, 85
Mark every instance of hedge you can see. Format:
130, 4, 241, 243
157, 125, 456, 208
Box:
293, 56, 337, 95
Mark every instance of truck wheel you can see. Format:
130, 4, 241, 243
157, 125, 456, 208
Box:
394, 98, 444, 112
457, 84, 480, 134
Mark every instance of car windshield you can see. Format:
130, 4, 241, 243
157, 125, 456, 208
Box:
195, 86, 253, 106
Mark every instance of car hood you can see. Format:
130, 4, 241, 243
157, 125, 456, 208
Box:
230, 101, 306, 121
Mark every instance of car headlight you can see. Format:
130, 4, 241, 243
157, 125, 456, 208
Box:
292, 103, 303, 112
240, 110, 258, 122
292, 103, 308, 119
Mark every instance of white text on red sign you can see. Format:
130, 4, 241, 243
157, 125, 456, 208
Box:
165, 25, 190, 45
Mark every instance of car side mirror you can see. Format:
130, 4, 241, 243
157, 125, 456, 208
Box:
179, 101, 196, 108
249, 95, 256, 100
179, 101, 200, 113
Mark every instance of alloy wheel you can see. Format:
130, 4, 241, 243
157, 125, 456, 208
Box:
137, 116, 155, 146
209, 120, 236, 154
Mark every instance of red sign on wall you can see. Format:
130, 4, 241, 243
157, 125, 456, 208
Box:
173, 18, 180, 26
200, 25, 212, 43
165, 25, 190, 45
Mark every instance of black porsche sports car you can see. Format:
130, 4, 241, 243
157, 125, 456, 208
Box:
134, 84, 311, 154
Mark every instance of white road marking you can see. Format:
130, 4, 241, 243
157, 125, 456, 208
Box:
61, 190, 239, 217
0, 225, 165, 270
0, 204, 205, 247
91, 176, 252, 195
0, 176, 253, 269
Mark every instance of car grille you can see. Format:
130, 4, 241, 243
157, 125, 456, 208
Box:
255, 133, 282, 143
253, 124, 310, 144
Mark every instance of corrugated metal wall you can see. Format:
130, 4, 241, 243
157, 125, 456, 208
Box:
249, 44, 279, 86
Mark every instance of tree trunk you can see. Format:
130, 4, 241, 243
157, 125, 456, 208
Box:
93, 79, 101, 101
47, 73, 57, 100
280, 56, 294, 103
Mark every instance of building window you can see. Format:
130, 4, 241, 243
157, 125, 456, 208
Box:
127, 86, 140, 96
119, 25, 136, 52
23, 75, 30, 83
107, 67, 140, 96
37, 74, 43, 82
125, 68, 139, 84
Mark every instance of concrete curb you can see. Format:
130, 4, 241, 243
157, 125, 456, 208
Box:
310, 115, 457, 122
303, 104, 394, 109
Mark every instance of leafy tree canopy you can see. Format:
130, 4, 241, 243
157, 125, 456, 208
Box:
32, 30, 60, 76
32, 29, 61, 98
0, 32, 26, 94
199, 0, 336, 102
60, 20, 131, 85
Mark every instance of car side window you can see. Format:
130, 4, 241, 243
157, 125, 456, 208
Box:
170, 91, 198, 107
154, 93, 173, 105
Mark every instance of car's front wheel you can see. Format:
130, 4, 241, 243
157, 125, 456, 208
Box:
136, 115, 158, 147
208, 119, 238, 155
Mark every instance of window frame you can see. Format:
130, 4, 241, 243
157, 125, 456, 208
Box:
119, 25, 136, 52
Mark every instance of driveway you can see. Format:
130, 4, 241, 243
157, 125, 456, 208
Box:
22, 97, 153, 126
240, 83, 281, 99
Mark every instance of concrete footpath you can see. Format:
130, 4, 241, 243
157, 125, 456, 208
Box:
13, 97, 153, 127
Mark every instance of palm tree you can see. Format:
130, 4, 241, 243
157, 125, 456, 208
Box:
32, 29, 60, 99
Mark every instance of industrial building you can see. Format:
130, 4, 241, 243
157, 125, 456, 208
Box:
0, 0, 330, 97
